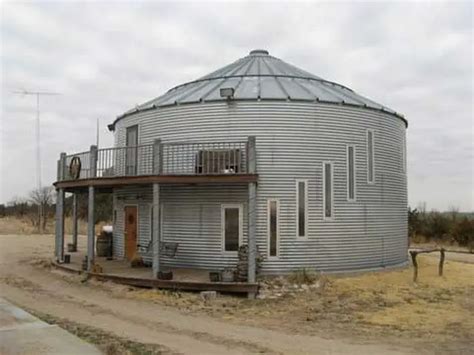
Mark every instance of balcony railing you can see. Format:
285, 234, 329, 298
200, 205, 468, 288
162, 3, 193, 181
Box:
57, 139, 255, 182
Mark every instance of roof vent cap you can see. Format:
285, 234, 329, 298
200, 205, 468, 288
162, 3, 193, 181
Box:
249, 49, 269, 56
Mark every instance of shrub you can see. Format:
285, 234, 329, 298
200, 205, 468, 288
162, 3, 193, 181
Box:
289, 268, 318, 285
451, 217, 474, 248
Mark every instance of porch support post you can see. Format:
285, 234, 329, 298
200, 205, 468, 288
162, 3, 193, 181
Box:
247, 136, 257, 298
87, 186, 95, 271
55, 153, 66, 261
87, 145, 97, 271
56, 188, 65, 261
71, 193, 78, 252
152, 183, 161, 278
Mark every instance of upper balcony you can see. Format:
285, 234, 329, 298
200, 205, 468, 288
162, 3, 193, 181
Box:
54, 138, 257, 190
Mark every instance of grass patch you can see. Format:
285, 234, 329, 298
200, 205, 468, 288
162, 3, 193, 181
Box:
26, 309, 174, 355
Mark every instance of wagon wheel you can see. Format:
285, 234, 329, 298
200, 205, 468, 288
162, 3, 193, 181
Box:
69, 156, 82, 180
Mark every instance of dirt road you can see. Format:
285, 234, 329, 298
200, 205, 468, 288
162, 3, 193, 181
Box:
0, 234, 420, 354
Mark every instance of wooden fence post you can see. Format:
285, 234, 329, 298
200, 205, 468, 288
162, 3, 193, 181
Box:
439, 248, 445, 276
410, 251, 418, 282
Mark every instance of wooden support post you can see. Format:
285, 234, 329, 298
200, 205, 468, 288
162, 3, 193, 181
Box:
71, 193, 78, 252
87, 186, 95, 271
410, 250, 418, 282
57, 188, 65, 261
152, 183, 160, 278
247, 136, 257, 299
55, 153, 66, 260
439, 248, 445, 276
55, 158, 61, 258
153, 139, 162, 175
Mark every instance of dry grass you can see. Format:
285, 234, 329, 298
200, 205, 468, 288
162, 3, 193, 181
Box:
0, 216, 109, 235
119, 255, 474, 349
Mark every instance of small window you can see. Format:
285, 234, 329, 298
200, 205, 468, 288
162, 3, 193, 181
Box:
323, 162, 333, 219
195, 149, 242, 174
347, 145, 356, 201
367, 130, 375, 183
222, 204, 242, 252
296, 180, 308, 237
267, 199, 279, 257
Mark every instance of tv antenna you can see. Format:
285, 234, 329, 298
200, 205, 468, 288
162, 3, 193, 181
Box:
12, 89, 61, 233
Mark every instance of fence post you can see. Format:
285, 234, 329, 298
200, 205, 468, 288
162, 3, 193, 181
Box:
153, 139, 162, 174
90, 145, 98, 178
410, 251, 418, 282
439, 248, 445, 276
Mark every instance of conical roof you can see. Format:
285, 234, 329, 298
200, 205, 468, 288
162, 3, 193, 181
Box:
115, 49, 404, 124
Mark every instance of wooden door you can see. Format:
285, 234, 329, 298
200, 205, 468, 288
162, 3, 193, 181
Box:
124, 206, 138, 261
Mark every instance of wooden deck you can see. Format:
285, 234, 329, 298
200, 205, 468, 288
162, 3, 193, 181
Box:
52, 252, 258, 294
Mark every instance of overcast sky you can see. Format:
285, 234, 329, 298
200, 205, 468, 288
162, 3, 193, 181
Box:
1, 1, 472, 211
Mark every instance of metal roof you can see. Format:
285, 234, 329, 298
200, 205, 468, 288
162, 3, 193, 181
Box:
112, 49, 405, 128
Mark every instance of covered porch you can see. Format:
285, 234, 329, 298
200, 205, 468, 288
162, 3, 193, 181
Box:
53, 137, 259, 296
52, 246, 258, 294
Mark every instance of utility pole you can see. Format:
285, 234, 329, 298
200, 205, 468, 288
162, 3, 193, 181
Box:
13, 89, 60, 233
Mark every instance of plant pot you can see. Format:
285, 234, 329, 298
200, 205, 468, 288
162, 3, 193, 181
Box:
158, 271, 173, 280
63, 254, 71, 264
209, 272, 221, 282
221, 269, 235, 282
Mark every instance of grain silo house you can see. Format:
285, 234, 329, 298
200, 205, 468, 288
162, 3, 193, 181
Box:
54, 50, 408, 294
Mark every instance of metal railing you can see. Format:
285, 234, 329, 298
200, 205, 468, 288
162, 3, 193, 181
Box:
58, 140, 253, 181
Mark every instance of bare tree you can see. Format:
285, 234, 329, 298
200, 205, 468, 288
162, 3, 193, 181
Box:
417, 201, 427, 216
448, 205, 459, 223
29, 186, 54, 232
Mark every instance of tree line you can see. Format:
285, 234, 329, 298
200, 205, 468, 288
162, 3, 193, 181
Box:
408, 205, 473, 249
0, 187, 112, 232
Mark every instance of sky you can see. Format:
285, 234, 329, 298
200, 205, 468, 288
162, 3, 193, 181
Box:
0, 1, 472, 211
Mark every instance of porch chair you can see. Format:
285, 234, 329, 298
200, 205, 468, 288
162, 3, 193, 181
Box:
137, 240, 179, 258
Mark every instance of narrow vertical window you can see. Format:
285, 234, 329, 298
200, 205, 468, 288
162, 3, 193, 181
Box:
268, 199, 279, 257
347, 145, 356, 201
222, 204, 242, 252
367, 130, 375, 183
125, 125, 138, 175
323, 162, 333, 219
296, 180, 308, 237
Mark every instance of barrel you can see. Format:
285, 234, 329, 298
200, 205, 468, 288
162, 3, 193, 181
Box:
96, 237, 111, 257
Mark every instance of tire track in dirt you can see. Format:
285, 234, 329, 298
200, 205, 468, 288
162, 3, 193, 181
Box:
1, 272, 279, 354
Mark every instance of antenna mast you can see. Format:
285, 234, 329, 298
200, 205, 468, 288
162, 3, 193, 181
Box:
12, 89, 60, 233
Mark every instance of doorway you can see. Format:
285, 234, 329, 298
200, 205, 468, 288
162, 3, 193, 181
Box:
124, 206, 138, 261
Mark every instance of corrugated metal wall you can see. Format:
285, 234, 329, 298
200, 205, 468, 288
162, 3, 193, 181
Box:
112, 101, 408, 273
